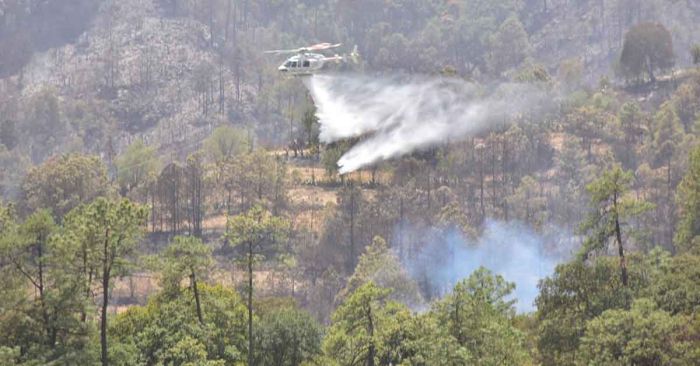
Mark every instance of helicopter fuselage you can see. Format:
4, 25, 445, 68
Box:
277, 52, 342, 76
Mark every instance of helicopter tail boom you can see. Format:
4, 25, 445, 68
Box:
321, 45, 360, 64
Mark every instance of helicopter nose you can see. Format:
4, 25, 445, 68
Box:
278, 66, 287, 72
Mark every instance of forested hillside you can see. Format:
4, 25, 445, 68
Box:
1, 1, 699, 365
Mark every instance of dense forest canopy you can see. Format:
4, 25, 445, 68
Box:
1, 0, 699, 365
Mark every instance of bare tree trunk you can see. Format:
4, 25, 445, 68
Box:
349, 189, 356, 272
613, 193, 628, 286
81, 243, 93, 323
34, 237, 55, 347
667, 156, 674, 246
100, 228, 111, 366
502, 134, 509, 220
491, 140, 497, 213
208, 0, 214, 47
367, 305, 376, 366
219, 58, 225, 114
191, 271, 204, 324
247, 240, 254, 366
479, 147, 485, 220
225, 0, 233, 43
427, 170, 432, 213
151, 186, 156, 233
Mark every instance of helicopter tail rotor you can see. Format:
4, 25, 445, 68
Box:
349, 45, 360, 64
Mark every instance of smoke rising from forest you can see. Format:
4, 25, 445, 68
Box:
305, 74, 551, 173
396, 220, 575, 312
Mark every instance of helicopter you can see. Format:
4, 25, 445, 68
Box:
265, 42, 359, 76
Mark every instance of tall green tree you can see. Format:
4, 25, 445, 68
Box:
433, 267, 530, 366
203, 125, 250, 164
301, 107, 320, 155
223, 149, 288, 214
24, 88, 65, 162
186, 152, 206, 237
63, 198, 147, 366
643, 250, 700, 315
536, 258, 646, 366
339, 236, 422, 306
0, 206, 93, 364
652, 102, 683, 183
619, 22, 675, 83
672, 79, 700, 132
110, 284, 248, 365
325, 278, 470, 365
11, 210, 57, 346
652, 102, 684, 246
567, 106, 606, 162
488, 16, 532, 76
388, 311, 471, 366
578, 298, 697, 365
337, 184, 365, 273
225, 205, 289, 366
616, 101, 645, 168
115, 139, 160, 196
509, 175, 547, 228
579, 166, 651, 286
161, 235, 213, 324
323, 281, 393, 366
674, 145, 700, 253
691, 44, 700, 66
0, 209, 52, 353
22, 154, 110, 219
205, 125, 250, 210
322, 144, 345, 181
253, 306, 322, 366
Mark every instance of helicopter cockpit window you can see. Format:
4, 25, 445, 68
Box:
290, 61, 298, 68
284, 61, 292, 67
303, 60, 310, 67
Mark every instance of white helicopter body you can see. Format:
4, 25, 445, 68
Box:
266, 43, 359, 76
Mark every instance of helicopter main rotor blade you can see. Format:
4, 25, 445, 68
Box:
264, 49, 302, 54
264, 42, 342, 55
307, 43, 342, 51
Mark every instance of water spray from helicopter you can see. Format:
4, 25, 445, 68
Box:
303, 73, 553, 174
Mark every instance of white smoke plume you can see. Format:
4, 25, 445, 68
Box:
304, 74, 551, 173
395, 220, 576, 313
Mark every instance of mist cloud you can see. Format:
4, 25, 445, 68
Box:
396, 220, 575, 313
305, 74, 551, 173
